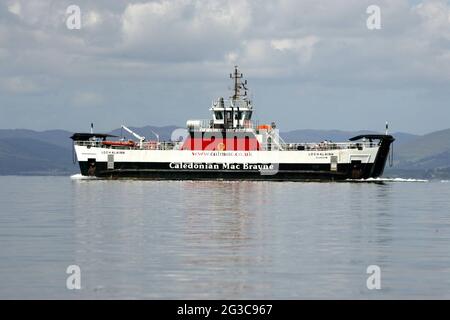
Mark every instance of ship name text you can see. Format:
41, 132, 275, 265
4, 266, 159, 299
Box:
169, 162, 274, 171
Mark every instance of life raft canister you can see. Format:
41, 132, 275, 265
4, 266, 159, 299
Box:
102, 140, 136, 147
257, 124, 271, 131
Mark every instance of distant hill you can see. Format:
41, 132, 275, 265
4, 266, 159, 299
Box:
0, 126, 448, 178
0, 137, 75, 175
394, 129, 450, 162
384, 129, 450, 179
0, 129, 73, 150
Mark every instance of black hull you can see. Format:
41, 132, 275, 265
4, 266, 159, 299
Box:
78, 162, 377, 181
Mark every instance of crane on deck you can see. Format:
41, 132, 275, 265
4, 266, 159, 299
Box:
121, 125, 145, 148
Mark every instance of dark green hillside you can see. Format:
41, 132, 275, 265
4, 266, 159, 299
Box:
0, 138, 75, 175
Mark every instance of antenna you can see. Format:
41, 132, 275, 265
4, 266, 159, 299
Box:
385, 121, 389, 135
90, 123, 93, 134
230, 65, 247, 101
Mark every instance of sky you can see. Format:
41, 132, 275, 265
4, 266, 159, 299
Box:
1, 0, 450, 134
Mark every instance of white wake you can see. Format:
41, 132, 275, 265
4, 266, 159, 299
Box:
70, 174, 97, 180
348, 177, 429, 182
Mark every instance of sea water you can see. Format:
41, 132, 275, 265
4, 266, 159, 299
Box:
0, 176, 449, 299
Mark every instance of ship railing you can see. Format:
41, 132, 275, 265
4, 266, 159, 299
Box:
73, 140, 183, 150
142, 141, 183, 150
212, 99, 252, 109
73, 140, 103, 147
194, 120, 260, 131
277, 141, 378, 151
74, 140, 142, 150
74, 140, 377, 151
191, 119, 213, 129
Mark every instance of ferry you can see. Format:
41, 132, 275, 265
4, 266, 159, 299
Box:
71, 66, 394, 181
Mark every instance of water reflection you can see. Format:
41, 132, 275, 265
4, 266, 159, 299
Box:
60, 179, 450, 298
176, 182, 273, 297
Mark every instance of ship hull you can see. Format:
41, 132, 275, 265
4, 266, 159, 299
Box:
73, 137, 395, 181
78, 160, 374, 181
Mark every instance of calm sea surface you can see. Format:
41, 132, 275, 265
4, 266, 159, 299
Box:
0, 176, 449, 299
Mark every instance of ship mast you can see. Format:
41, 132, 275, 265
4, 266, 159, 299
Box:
230, 66, 247, 101
225, 66, 250, 129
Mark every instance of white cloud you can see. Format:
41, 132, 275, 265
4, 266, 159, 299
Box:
225, 51, 239, 64
271, 36, 320, 63
84, 11, 102, 27
2, 0, 450, 132
5, 0, 66, 28
120, 0, 251, 61
242, 40, 269, 64
7, 1, 21, 16
72, 92, 105, 107
413, 0, 450, 40
0, 76, 41, 94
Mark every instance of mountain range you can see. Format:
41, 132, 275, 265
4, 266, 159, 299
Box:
1, 126, 449, 179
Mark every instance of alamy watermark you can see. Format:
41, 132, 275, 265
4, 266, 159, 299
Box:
366, 265, 381, 290
66, 5, 81, 30
366, 5, 381, 30
66, 265, 81, 290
